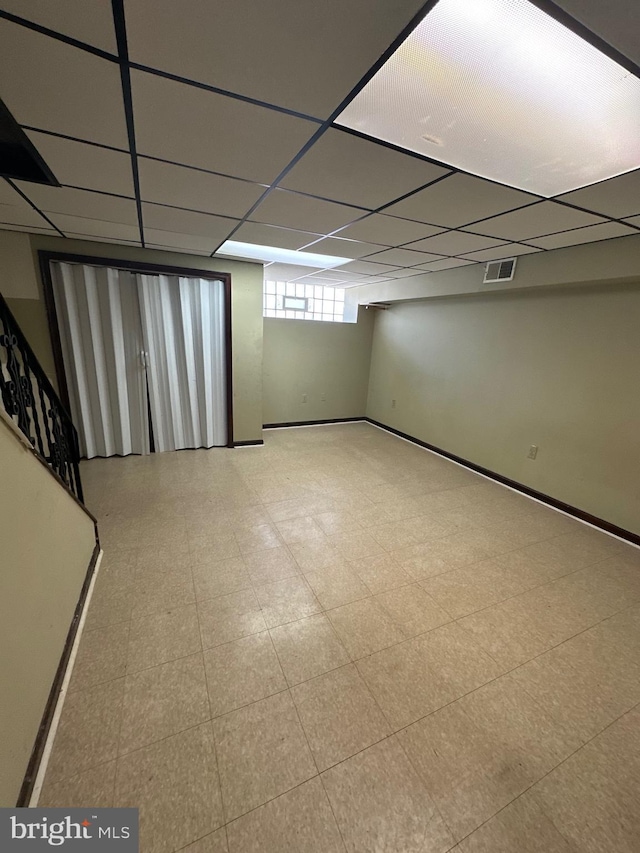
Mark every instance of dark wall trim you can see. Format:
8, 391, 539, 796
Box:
365, 417, 640, 547
38, 251, 235, 449
233, 439, 264, 447
263, 417, 365, 429
16, 542, 101, 807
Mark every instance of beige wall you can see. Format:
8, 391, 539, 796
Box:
366, 284, 640, 535
0, 233, 264, 442
263, 312, 374, 424
0, 414, 96, 806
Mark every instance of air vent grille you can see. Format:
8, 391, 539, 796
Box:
483, 258, 517, 283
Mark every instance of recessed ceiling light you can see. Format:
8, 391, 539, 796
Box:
216, 241, 352, 267
335, 0, 640, 196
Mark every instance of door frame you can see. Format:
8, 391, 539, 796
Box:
38, 250, 235, 449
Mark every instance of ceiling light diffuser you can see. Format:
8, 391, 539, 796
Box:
216, 241, 351, 267
335, 0, 640, 196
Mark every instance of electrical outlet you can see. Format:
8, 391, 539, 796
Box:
391, 399, 396, 409
302, 393, 307, 403
527, 445, 538, 460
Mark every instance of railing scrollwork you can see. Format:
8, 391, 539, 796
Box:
0, 293, 84, 503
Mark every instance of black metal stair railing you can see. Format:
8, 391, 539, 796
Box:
0, 292, 84, 503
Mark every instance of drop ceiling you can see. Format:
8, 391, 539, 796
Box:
0, 0, 638, 291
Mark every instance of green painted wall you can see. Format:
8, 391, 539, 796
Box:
262, 313, 374, 424
366, 284, 640, 535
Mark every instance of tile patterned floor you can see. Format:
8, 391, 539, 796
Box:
39, 423, 640, 853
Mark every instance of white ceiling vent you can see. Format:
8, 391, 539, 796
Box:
483, 257, 517, 283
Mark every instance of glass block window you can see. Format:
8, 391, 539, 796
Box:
264, 280, 347, 322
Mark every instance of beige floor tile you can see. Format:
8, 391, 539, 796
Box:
204, 632, 286, 717
115, 722, 223, 853
327, 597, 404, 659
392, 533, 490, 580
456, 792, 574, 852
289, 539, 345, 571
292, 664, 390, 771
120, 653, 210, 754
275, 516, 325, 544
198, 589, 267, 649
127, 604, 201, 673
327, 530, 385, 561
46, 679, 124, 783
375, 583, 451, 637
254, 576, 321, 628
312, 510, 362, 536
269, 613, 350, 685
213, 691, 316, 821
234, 523, 283, 555
420, 559, 529, 619
190, 535, 241, 564
68, 621, 130, 692
265, 498, 313, 523
39, 760, 116, 807
419, 622, 503, 692
399, 674, 576, 840
322, 737, 454, 853
181, 829, 229, 853
304, 564, 370, 609
83, 581, 134, 630
458, 595, 559, 670
134, 546, 192, 581
348, 552, 413, 594
356, 638, 442, 730
531, 706, 640, 853
242, 546, 299, 586
130, 571, 195, 619
192, 557, 253, 602
226, 777, 345, 853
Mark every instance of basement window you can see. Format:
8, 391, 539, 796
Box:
263, 281, 346, 322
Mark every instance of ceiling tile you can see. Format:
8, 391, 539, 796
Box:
624, 215, 640, 227
249, 190, 363, 233
14, 184, 138, 224
556, 170, 640, 219
334, 213, 444, 246
527, 222, 638, 250
406, 231, 506, 255
414, 258, 477, 271
0, 1, 117, 53
468, 202, 606, 241
550, 1, 640, 69
232, 222, 323, 251
339, 260, 402, 275
384, 268, 426, 278
145, 244, 212, 256
363, 247, 444, 266
125, 0, 427, 118
131, 70, 317, 184
142, 204, 239, 243
0, 20, 128, 148
25, 131, 134, 196
280, 128, 449, 209
0, 222, 56, 235
299, 237, 386, 259
383, 173, 540, 228
0, 200, 52, 229
138, 158, 264, 218
460, 244, 542, 262
142, 229, 221, 253
50, 214, 142, 242
0, 182, 22, 205
263, 263, 324, 281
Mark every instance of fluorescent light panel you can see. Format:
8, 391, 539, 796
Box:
217, 240, 351, 268
335, 0, 640, 196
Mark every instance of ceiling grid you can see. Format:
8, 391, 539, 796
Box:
0, 0, 638, 287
